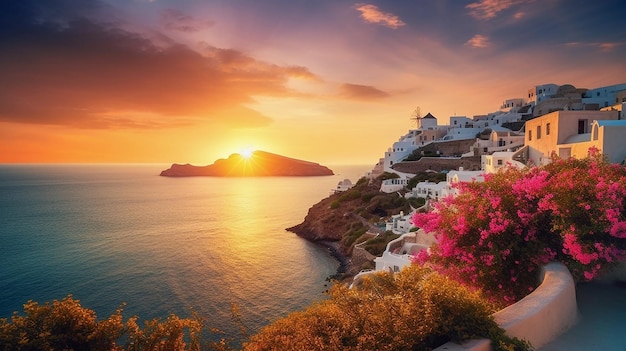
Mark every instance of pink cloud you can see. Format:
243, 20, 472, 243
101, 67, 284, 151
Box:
564, 41, 626, 52
467, 34, 490, 48
513, 11, 525, 20
466, 0, 534, 20
354, 3, 405, 29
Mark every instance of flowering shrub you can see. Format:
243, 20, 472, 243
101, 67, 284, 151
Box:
412, 150, 626, 304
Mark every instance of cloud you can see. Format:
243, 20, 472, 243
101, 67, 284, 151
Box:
0, 0, 319, 129
564, 41, 626, 53
466, 0, 534, 20
354, 3, 405, 29
339, 83, 390, 100
160, 9, 214, 33
513, 11, 525, 20
466, 34, 490, 48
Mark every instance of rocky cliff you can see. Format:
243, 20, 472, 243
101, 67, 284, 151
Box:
160, 150, 334, 177
288, 175, 415, 255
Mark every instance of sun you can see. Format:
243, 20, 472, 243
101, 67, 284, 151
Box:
240, 147, 254, 159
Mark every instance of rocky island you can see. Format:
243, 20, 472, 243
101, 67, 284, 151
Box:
160, 150, 334, 177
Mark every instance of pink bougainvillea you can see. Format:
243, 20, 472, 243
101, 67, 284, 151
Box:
412, 150, 626, 306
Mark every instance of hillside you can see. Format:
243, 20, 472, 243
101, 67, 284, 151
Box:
287, 173, 427, 277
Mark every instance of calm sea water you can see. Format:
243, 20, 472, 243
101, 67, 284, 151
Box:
0, 163, 371, 344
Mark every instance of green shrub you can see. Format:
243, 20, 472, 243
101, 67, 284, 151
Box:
339, 190, 361, 203
341, 224, 367, 247
362, 231, 400, 256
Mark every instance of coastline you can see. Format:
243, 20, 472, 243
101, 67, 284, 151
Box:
317, 240, 354, 282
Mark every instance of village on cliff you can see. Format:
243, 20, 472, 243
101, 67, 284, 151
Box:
334, 82, 626, 283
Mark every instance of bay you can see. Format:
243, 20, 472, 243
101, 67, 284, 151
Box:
0, 163, 370, 345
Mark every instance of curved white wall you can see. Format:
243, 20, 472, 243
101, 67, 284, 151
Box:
434, 262, 578, 351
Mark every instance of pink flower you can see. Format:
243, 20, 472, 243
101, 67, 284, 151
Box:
610, 221, 626, 238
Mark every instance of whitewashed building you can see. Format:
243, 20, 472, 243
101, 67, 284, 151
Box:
380, 171, 415, 193
385, 211, 414, 234
373, 229, 436, 273
332, 179, 354, 194
582, 83, 626, 109
406, 180, 447, 201
524, 109, 620, 165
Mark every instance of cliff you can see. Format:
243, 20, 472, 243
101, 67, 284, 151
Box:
287, 174, 420, 278
160, 150, 334, 177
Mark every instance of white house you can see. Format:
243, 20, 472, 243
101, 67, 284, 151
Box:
332, 179, 354, 194
527, 83, 560, 104
380, 171, 415, 193
560, 119, 626, 164
582, 83, 626, 108
406, 180, 447, 201
524, 109, 620, 165
482, 151, 526, 174
500, 98, 526, 112
385, 211, 415, 234
471, 126, 525, 157
373, 229, 436, 273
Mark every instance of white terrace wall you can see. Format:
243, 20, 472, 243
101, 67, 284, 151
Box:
434, 262, 578, 351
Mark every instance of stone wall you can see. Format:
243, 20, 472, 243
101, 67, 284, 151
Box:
392, 156, 482, 173
414, 139, 477, 157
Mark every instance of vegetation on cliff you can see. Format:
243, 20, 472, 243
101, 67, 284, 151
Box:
287, 172, 428, 275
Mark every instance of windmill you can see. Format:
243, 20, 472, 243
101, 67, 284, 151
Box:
409, 106, 422, 129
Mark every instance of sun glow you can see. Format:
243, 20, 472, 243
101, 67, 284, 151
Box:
240, 147, 254, 159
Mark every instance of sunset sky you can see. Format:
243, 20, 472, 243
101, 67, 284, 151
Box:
1, 0, 624, 165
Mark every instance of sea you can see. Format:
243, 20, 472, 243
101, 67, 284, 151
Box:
0, 163, 371, 346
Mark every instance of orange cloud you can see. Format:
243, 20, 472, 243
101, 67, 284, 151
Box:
0, 17, 322, 130
466, 34, 490, 48
466, 0, 534, 20
339, 83, 390, 100
354, 3, 405, 29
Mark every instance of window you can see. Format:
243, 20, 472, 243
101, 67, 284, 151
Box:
497, 160, 503, 166
546, 123, 551, 135
578, 119, 587, 134
537, 126, 542, 139
529, 130, 532, 141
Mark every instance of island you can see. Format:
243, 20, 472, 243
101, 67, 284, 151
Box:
160, 150, 334, 177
